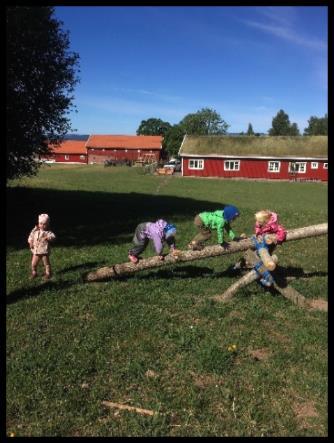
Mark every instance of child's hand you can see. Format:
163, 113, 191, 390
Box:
239, 233, 247, 239
264, 234, 277, 245
158, 255, 165, 261
171, 248, 182, 257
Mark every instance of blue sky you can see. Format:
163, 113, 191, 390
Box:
54, 6, 327, 135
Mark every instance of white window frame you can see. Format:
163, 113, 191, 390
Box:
311, 162, 318, 169
268, 161, 281, 173
289, 162, 306, 174
224, 160, 240, 171
189, 159, 204, 170
64, 155, 69, 160
323, 163, 328, 169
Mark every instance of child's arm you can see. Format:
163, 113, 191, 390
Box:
275, 224, 287, 243
224, 223, 237, 240
28, 226, 38, 248
45, 231, 56, 242
151, 234, 164, 257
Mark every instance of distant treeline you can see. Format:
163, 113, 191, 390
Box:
64, 134, 89, 140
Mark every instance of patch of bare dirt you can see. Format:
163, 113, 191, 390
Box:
248, 348, 272, 361
293, 400, 319, 429
191, 372, 224, 389
307, 299, 328, 312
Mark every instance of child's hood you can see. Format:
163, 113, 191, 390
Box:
268, 211, 278, 225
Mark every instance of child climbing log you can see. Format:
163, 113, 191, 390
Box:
84, 223, 327, 282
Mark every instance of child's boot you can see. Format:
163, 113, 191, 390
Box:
44, 265, 52, 280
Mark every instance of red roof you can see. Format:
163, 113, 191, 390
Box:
86, 135, 163, 150
49, 140, 87, 154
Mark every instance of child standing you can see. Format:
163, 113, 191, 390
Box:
128, 219, 180, 264
188, 205, 243, 250
28, 214, 56, 280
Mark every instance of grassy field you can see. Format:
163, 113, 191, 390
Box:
6, 164, 328, 437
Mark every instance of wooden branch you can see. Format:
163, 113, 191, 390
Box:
84, 223, 327, 282
101, 401, 157, 416
272, 282, 307, 307
212, 270, 258, 302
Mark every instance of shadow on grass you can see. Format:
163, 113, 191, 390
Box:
59, 261, 105, 274
6, 280, 74, 305
273, 266, 328, 288
7, 187, 229, 250
134, 265, 215, 280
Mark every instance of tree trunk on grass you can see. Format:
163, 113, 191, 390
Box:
212, 270, 308, 307
83, 223, 327, 282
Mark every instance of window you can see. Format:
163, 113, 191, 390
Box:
268, 161, 280, 172
224, 160, 240, 171
80, 155, 85, 160
289, 162, 306, 173
189, 159, 204, 170
64, 155, 69, 160
311, 162, 318, 169
323, 163, 328, 169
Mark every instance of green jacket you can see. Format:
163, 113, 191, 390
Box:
199, 210, 236, 244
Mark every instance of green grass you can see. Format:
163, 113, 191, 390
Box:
6, 164, 328, 436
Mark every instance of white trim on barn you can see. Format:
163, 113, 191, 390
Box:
180, 153, 327, 161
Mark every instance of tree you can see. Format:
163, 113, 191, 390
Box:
304, 114, 328, 135
136, 118, 172, 136
179, 107, 229, 135
162, 124, 185, 159
246, 123, 254, 136
268, 110, 300, 136
289, 123, 300, 136
7, 6, 80, 180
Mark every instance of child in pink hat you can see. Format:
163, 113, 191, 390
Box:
27, 214, 56, 280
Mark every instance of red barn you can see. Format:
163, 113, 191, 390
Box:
86, 135, 163, 164
179, 135, 328, 182
42, 140, 88, 164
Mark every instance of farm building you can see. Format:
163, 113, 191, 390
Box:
86, 135, 163, 164
179, 135, 328, 182
41, 140, 88, 164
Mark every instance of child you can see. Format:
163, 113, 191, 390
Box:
251, 210, 287, 285
233, 210, 286, 272
254, 209, 286, 247
128, 219, 180, 264
28, 214, 56, 280
188, 205, 244, 250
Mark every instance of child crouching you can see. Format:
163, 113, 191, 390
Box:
128, 219, 180, 264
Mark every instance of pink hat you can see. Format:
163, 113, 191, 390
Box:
38, 213, 50, 224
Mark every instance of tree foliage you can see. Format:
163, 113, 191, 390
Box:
304, 114, 328, 135
162, 125, 185, 159
246, 123, 254, 136
179, 107, 229, 135
6, 6, 80, 180
268, 110, 300, 136
136, 118, 172, 136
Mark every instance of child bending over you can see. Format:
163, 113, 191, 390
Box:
188, 205, 245, 251
128, 219, 180, 264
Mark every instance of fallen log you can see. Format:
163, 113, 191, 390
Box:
84, 223, 327, 282
211, 269, 308, 307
